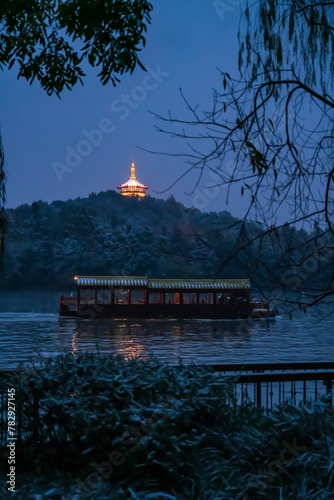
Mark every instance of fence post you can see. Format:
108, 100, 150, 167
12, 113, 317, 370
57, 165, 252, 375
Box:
326, 378, 332, 395
256, 381, 262, 408
33, 392, 39, 440
326, 377, 333, 405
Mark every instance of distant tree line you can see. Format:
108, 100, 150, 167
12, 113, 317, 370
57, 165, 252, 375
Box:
1, 191, 331, 303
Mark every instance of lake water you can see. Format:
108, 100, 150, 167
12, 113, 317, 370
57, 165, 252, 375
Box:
0, 291, 333, 370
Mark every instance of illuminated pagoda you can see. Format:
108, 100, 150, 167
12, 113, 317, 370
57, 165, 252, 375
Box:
117, 161, 148, 198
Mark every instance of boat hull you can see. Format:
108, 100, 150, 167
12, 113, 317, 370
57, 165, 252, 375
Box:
59, 303, 276, 320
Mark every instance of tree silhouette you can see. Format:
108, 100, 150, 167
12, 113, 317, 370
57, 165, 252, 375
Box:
153, 0, 334, 309
0, 0, 153, 262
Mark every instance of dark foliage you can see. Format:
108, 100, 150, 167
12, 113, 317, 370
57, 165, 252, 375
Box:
0, 354, 333, 499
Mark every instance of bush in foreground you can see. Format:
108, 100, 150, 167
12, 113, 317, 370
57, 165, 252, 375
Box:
0, 353, 334, 499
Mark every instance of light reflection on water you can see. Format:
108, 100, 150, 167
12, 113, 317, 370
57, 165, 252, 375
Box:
0, 291, 333, 369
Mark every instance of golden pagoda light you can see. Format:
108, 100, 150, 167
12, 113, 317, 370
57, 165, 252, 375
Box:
117, 161, 148, 198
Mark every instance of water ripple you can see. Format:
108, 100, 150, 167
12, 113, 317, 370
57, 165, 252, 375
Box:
0, 292, 333, 369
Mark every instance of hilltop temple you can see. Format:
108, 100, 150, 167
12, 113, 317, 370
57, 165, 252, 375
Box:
117, 161, 148, 198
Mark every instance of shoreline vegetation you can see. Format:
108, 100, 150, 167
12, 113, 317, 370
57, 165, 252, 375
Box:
1, 353, 334, 499
1, 191, 330, 296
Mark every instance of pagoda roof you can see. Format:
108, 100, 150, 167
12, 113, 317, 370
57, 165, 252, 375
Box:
117, 178, 147, 189
117, 161, 148, 190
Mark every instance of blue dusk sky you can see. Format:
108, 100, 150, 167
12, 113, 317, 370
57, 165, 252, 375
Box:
0, 0, 246, 215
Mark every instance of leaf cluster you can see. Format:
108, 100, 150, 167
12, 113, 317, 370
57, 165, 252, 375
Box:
0, 0, 153, 95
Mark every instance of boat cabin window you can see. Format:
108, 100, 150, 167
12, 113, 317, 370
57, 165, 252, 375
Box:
131, 289, 146, 304
149, 292, 163, 304
114, 288, 130, 304
217, 291, 249, 304
217, 293, 231, 304
182, 292, 197, 304
198, 292, 213, 304
96, 289, 112, 304
165, 292, 180, 304
235, 292, 249, 303
79, 288, 96, 304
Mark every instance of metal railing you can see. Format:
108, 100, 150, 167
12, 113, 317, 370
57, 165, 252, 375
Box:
212, 362, 334, 408
60, 296, 77, 305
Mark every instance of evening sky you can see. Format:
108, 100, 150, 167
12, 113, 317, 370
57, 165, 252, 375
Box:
0, 0, 245, 215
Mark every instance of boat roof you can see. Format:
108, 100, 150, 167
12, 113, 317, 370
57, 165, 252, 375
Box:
74, 276, 251, 290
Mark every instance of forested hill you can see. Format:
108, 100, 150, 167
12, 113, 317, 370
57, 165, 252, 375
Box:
1, 191, 327, 291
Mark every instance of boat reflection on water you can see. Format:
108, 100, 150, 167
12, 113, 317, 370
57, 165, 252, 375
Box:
1, 291, 332, 370
58, 317, 275, 365
113, 337, 146, 360
70, 331, 79, 356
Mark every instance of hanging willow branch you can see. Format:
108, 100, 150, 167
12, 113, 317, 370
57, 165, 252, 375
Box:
239, 1, 334, 92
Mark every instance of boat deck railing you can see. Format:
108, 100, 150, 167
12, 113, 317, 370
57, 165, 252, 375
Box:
250, 301, 270, 311
60, 297, 271, 308
1, 362, 333, 448
60, 296, 77, 305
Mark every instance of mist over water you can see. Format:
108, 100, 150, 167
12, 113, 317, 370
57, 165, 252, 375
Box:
0, 291, 333, 370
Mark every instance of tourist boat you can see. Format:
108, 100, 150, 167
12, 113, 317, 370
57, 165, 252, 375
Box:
59, 276, 276, 319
